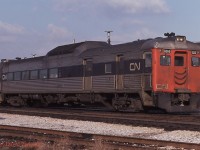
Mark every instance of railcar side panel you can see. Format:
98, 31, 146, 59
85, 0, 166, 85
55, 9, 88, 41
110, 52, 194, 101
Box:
3, 77, 83, 93
92, 75, 115, 90
123, 74, 142, 90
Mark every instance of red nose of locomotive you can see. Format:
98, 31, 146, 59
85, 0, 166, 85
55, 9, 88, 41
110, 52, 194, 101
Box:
152, 36, 200, 107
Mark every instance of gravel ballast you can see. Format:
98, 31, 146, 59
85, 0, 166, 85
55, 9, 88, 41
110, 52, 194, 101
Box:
0, 113, 199, 144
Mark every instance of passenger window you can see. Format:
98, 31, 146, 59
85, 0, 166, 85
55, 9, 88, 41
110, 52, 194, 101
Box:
39, 69, 48, 79
175, 56, 184, 66
105, 63, 112, 73
49, 68, 58, 78
14, 72, 21, 81
22, 71, 29, 80
145, 53, 152, 67
7, 72, 14, 81
191, 57, 200, 67
30, 70, 38, 80
160, 55, 171, 66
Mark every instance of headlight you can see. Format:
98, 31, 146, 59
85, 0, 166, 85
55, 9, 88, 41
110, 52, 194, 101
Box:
176, 36, 186, 42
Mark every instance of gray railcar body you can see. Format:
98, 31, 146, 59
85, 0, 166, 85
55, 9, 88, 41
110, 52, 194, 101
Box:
1, 35, 200, 112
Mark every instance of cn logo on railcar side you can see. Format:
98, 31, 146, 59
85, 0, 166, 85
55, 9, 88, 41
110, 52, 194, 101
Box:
130, 62, 141, 71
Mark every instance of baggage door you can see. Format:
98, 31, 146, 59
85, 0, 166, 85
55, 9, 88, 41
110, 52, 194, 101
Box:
83, 59, 93, 90
115, 55, 124, 90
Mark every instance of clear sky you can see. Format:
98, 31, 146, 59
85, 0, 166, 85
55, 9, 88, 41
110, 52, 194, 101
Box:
0, 0, 200, 59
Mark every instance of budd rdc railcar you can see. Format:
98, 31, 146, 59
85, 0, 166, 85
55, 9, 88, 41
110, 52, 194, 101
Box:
0, 33, 200, 113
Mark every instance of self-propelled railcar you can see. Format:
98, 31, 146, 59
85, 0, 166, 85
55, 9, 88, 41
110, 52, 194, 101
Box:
0, 34, 200, 112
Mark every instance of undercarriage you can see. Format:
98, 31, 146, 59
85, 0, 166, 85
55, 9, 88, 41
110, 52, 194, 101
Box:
1, 92, 200, 113
2, 93, 143, 111
156, 93, 200, 112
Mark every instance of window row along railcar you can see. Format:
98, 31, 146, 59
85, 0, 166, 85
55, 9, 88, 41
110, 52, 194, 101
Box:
0, 33, 200, 113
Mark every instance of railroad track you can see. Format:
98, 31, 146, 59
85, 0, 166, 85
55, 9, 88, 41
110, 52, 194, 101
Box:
0, 125, 199, 150
0, 106, 199, 131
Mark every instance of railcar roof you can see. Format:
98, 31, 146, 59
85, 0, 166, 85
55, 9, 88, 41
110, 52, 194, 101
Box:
80, 39, 150, 57
2, 56, 45, 64
4, 35, 200, 64
141, 36, 200, 50
81, 36, 200, 57
46, 41, 109, 56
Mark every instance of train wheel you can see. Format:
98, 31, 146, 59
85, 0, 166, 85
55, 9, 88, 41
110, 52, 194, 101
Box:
7, 96, 27, 107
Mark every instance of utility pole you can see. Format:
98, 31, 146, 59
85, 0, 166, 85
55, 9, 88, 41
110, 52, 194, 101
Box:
105, 31, 113, 45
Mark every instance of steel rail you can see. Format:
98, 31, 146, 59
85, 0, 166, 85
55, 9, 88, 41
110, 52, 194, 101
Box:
0, 125, 199, 149
0, 107, 199, 131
